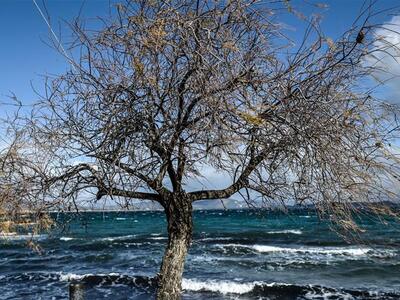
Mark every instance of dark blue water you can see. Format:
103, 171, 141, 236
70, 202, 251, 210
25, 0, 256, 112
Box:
1, 209, 400, 299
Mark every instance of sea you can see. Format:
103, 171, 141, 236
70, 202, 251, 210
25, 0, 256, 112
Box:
0, 209, 400, 299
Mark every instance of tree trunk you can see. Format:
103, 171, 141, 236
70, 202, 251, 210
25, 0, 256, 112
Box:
156, 195, 193, 300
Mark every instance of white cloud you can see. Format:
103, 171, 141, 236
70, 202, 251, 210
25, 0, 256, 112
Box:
183, 165, 233, 192
366, 16, 400, 102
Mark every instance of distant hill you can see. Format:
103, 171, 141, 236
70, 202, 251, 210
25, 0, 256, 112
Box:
193, 198, 246, 210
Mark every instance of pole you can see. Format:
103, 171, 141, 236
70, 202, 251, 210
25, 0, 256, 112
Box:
69, 283, 85, 300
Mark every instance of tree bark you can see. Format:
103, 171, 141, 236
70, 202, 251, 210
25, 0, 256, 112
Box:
156, 195, 193, 300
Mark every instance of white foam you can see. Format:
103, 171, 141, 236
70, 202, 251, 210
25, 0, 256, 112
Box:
59, 273, 89, 281
60, 237, 75, 241
218, 244, 371, 256
59, 272, 121, 281
254, 245, 370, 256
198, 237, 234, 241
182, 279, 258, 294
267, 230, 303, 235
182, 279, 289, 295
305, 290, 354, 300
149, 237, 167, 240
115, 217, 126, 220
98, 235, 136, 241
189, 254, 234, 263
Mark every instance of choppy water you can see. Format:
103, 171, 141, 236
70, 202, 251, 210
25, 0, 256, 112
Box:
1, 209, 400, 299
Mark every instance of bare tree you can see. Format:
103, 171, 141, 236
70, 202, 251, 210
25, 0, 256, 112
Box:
0, 126, 53, 247
7, 0, 400, 298
0, 102, 30, 228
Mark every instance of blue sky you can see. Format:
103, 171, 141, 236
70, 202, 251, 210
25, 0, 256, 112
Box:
0, 0, 108, 106
1, 0, 400, 207
0, 0, 399, 107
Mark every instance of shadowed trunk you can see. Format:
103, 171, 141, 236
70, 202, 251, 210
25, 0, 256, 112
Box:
156, 195, 193, 300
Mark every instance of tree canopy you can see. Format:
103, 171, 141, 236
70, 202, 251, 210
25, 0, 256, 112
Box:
4, 0, 400, 298
16, 0, 398, 220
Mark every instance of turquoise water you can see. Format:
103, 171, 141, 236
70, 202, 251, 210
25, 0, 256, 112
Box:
0, 209, 400, 299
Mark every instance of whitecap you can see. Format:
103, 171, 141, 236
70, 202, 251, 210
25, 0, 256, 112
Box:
182, 279, 291, 295
267, 230, 303, 235
182, 278, 259, 294
59, 272, 121, 281
98, 235, 136, 241
60, 237, 75, 241
189, 255, 231, 263
217, 244, 373, 256
115, 217, 126, 220
197, 237, 233, 241
252, 245, 370, 256
59, 273, 90, 281
305, 289, 354, 300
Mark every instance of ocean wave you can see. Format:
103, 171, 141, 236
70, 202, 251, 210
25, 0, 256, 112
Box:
0, 272, 62, 283
97, 235, 137, 242
266, 230, 303, 235
215, 244, 395, 258
0, 272, 156, 290
59, 272, 91, 281
252, 245, 369, 256
182, 278, 263, 294
3, 273, 398, 299
59, 237, 76, 241
59, 272, 157, 288
196, 237, 234, 242
182, 279, 399, 299
60, 272, 121, 281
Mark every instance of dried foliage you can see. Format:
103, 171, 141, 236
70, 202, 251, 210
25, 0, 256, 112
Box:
0, 131, 53, 242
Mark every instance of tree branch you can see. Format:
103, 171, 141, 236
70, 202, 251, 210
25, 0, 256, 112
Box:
188, 150, 268, 201
96, 187, 161, 202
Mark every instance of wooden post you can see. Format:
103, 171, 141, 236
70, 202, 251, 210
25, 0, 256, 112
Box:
69, 283, 85, 300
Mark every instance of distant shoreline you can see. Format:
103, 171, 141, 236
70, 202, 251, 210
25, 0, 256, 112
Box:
2, 201, 398, 215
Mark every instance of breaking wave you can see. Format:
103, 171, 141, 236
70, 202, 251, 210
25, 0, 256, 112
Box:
97, 235, 137, 242
266, 230, 303, 235
2, 272, 398, 299
59, 272, 157, 288
215, 244, 395, 258
148, 237, 167, 240
59, 236, 76, 241
182, 278, 399, 299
